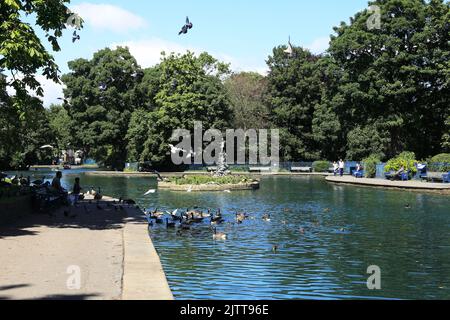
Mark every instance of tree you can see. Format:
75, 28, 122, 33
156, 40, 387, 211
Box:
61, 47, 143, 169
224, 72, 270, 130
0, 0, 81, 117
327, 0, 449, 160
47, 104, 72, 151
126, 51, 232, 168
266, 46, 323, 161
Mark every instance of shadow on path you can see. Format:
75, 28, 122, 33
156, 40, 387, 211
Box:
0, 199, 143, 239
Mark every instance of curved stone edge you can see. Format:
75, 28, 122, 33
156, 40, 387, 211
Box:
100, 196, 173, 300
325, 176, 450, 194
158, 181, 260, 192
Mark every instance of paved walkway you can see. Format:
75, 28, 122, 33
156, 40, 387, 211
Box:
326, 176, 450, 194
0, 195, 172, 300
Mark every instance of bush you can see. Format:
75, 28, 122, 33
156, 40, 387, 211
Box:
168, 175, 254, 186
313, 161, 330, 173
430, 153, 450, 163
428, 153, 450, 172
384, 152, 418, 174
362, 155, 380, 178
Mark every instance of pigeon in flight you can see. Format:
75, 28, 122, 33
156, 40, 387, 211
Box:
178, 16, 193, 35
72, 31, 80, 43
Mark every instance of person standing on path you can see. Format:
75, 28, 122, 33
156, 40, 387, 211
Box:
339, 159, 345, 177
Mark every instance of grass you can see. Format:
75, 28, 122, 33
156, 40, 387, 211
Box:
168, 175, 255, 186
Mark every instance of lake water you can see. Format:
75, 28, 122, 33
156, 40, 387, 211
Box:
12, 169, 450, 299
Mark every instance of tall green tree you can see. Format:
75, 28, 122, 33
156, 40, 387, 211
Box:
327, 0, 449, 160
266, 46, 323, 161
224, 72, 270, 130
126, 51, 232, 167
62, 47, 143, 169
47, 104, 72, 151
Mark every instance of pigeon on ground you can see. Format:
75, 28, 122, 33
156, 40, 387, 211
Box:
178, 16, 193, 35
72, 31, 80, 43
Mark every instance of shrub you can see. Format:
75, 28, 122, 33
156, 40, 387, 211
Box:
313, 161, 330, 173
384, 152, 418, 174
428, 153, 450, 172
168, 175, 254, 186
430, 153, 450, 163
362, 155, 381, 178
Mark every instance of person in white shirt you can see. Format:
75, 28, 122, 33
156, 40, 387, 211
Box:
333, 161, 339, 176
339, 160, 345, 177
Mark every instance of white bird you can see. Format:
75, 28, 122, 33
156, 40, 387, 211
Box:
144, 189, 156, 195
168, 144, 196, 158
40, 145, 54, 149
224, 190, 231, 193
187, 185, 193, 193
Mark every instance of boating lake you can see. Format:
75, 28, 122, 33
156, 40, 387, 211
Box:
12, 169, 450, 299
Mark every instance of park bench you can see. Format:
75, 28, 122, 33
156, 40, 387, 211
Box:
290, 167, 312, 173
442, 172, 450, 183
353, 170, 365, 178
32, 188, 66, 213
385, 170, 410, 181
249, 167, 271, 173
425, 172, 445, 183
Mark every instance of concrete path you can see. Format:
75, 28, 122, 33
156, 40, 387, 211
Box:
326, 176, 450, 194
0, 195, 173, 300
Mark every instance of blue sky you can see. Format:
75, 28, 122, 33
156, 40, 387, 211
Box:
32, 0, 370, 106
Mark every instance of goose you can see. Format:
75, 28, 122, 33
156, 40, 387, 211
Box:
235, 213, 245, 224
405, 204, 411, 209
151, 210, 165, 220
272, 245, 279, 253
212, 227, 227, 240
144, 213, 154, 226
179, 221, 191, 230
166, 218, 176, 229
167, 209, 182, 221
211, 210, 224, 224
262, 214, 271, 222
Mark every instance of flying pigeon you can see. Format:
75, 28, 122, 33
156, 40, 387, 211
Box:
284, 36, 294, 58
168, 144, 196, 158
72, 31, 80, 43
178, 16, 193, 35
